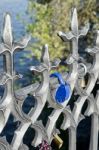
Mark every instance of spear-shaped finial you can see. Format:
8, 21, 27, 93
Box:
71, 8, 78, 36
3, 13, 13, 47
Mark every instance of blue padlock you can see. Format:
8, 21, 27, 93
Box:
50, 72, 71, 103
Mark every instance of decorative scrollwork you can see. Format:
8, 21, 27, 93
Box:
0, 8, 98, 150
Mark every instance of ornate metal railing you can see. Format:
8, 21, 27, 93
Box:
0, 8, 98, 150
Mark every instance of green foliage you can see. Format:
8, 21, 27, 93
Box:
26, 0, 99, 71
78, 0, 99, 46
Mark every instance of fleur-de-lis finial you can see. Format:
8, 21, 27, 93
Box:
0, 13, 31, 85
30, 44, 60, 73
58, 8, 89, 41
2, 13, 31, 51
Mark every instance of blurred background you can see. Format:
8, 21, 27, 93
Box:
0, 0, 99, 77
0, 0, 98, 150
0, 0, 99, 82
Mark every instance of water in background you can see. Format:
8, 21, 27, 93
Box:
0, 1, 38, 148
0, 0, 28, 38
0, 0, 36, 87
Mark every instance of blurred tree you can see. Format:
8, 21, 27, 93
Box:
26, 0, 99, 71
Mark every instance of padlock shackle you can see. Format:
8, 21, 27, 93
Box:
50, 72, 65, 85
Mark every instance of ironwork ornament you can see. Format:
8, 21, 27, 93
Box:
0, 7, 98, 150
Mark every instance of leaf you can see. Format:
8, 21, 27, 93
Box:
71, 8, 78, 36
79, 23, 89, 37
14, 35, 31, 50
41, 44, 50, 68
58, 31, 74, 41
3, 13, 13, 47
30, 64, 46, 72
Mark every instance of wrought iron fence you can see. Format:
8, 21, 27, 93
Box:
0, 8, 98, 150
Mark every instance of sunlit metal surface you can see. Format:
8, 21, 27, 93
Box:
0, 8, 98, 150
